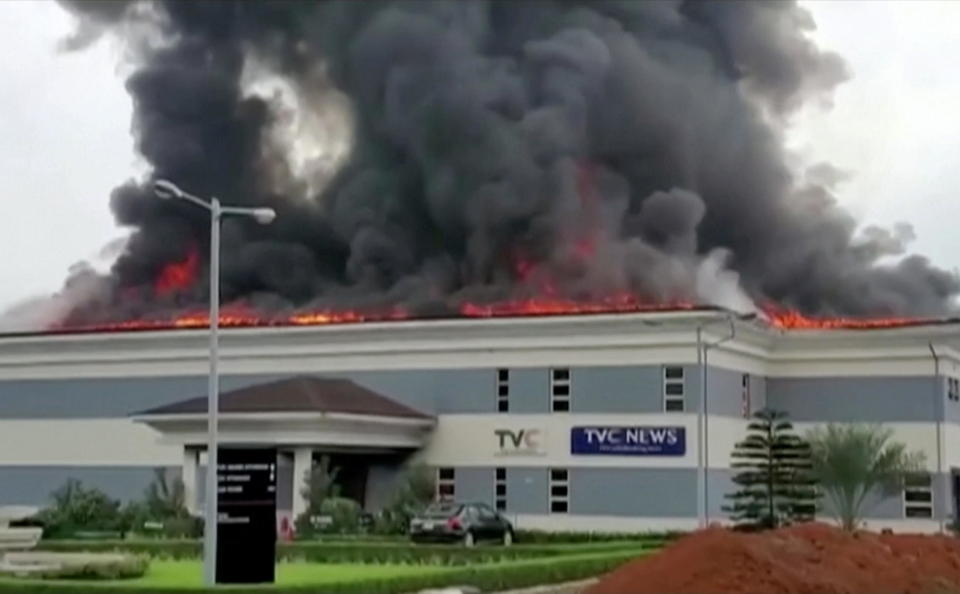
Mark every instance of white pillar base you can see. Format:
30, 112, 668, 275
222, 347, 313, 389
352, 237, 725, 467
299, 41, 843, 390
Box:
182, 447, 199, 515
292, 447, 313, 519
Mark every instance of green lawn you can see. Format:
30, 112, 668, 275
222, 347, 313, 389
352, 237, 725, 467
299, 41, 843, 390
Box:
145, 561, 449, 587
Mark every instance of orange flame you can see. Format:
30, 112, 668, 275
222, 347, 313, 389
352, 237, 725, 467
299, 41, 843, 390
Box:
762, 304, 932, 330
154, 246, 199, 296
460, 294, 695, 317
45, 298, 944, 335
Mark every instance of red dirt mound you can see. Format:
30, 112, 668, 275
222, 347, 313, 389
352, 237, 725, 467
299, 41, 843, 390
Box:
587, 523, 960, 594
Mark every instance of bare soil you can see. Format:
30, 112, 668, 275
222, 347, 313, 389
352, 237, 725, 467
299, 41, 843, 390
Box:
587, 523, 960, 594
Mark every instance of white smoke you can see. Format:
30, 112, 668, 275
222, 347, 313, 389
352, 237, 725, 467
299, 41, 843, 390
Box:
0, 266, 112, 333
0, 238, 125, 333
695, 249, 758, 315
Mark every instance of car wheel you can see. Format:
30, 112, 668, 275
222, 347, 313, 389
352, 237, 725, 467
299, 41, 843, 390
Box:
502, 528, 513, 547
463, 531, 476, 547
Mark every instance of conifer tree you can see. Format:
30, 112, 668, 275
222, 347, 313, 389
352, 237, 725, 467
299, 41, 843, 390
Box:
723, 409, 818, 530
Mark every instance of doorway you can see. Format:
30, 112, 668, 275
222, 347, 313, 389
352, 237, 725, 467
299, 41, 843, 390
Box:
315, 452, 410, 510
952, 469, 960, 524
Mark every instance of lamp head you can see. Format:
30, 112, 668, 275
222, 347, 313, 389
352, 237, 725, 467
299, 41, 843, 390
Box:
153, 179, 182, 200
251, 208, 277, 225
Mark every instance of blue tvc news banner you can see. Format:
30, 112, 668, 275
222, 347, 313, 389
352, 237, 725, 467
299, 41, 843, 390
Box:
570, 426, 686, 456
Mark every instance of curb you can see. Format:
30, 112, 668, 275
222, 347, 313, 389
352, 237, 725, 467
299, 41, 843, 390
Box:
415, 578, 599, 594
494, 578, 599, 594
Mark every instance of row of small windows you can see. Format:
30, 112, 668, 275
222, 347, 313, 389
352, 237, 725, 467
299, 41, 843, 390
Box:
495, 467, 507, 511
496, 367, 687, 413
439, 468, 934, 520
903, 473, 933, 518
495, 369, 959, 412
437, 467, 570, 514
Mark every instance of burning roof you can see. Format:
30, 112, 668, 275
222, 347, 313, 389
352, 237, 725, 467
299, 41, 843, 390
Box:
27, 300, 956, 338
7, 1, 956, 336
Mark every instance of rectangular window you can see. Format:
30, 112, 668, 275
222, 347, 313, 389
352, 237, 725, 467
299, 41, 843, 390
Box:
549, 468, 569, 514
551, 368, 571, 412
663, 366, 685, 412
497, 369, 510, 412
741, 373, 751, 418
903, 473, 933, 518
948, 378, 959, 402
437, 467, 455, 502
495, 467, 507, 511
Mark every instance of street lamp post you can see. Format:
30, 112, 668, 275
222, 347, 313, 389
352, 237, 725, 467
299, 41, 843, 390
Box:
153, 179, 276, 586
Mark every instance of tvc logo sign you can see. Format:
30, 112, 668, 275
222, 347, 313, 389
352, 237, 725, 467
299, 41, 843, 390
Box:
494, 429, 545, 457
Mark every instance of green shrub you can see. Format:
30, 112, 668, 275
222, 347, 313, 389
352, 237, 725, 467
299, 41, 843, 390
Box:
0, 554, 148, 582
34, 555, 148, 581
371, 465, 436, 536
31, 480, 125, 539
318, 497, 362, 534
294, 457, 343, 538
37, 540, 201, 562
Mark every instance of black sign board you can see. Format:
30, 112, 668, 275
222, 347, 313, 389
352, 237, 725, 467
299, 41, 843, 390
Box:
215, 448, 277, 584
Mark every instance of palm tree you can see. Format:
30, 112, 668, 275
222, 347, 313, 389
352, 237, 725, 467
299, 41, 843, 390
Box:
807, 424, 925, 531
144, 468, 189, 519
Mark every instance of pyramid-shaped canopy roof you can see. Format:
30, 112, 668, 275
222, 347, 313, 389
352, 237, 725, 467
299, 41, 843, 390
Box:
136, 376, 431, 419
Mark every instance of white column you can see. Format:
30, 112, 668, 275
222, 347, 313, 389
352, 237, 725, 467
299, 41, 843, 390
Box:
182, 447, 199, 515
292, 447, 313, 519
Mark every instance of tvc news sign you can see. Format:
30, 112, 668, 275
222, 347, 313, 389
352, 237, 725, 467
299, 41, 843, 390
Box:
571, 426, 685, 456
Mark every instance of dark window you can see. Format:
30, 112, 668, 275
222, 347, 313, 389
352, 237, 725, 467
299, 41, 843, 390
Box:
550, 500, 568, 513
552, 383, 570, 396
905, 491, 932, 503
552, 399, 570, 412
905, 506, 933, 518
742, 374, 749, 386
551, 485, 568, 497
438, 483, 455, 497
665, 383, 684, 395
498, 384, 510, 397
496, 484, 507, 497
496, 468, 506, 481
498, 400, 509, 412
664, 367, 684, 379
496, 498, 506, 511
665, 399, 685, 412
550, 469, 568, 482
498, 369, 509, 382
438, 468, 455, 481
552, 369, 570, 381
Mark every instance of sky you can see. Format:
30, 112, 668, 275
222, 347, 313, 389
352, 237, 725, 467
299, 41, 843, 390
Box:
0, 0, 958, 311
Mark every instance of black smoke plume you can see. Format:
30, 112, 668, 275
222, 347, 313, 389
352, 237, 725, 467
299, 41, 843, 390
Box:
50, 0, 960, 326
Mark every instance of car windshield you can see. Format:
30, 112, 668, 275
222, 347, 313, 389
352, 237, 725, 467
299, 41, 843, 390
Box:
423, 503, 462, 517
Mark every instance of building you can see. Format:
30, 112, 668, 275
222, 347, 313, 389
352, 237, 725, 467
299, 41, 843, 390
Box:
0, 309, 958, 533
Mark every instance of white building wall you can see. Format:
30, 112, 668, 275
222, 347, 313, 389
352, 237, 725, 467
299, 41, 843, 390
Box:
0, 418, 180, 466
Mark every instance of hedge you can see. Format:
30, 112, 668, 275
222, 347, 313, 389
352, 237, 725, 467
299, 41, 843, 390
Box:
37, 538, 662, 566
513, 529, 682, 545
1, 555, 150, 581
0, 549, 646, 594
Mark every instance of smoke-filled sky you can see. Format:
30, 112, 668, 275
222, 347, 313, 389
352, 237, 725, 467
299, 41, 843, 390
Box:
1, 0, 959, 326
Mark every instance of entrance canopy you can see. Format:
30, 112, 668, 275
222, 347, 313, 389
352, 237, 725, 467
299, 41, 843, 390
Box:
132, 376, 435, 449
